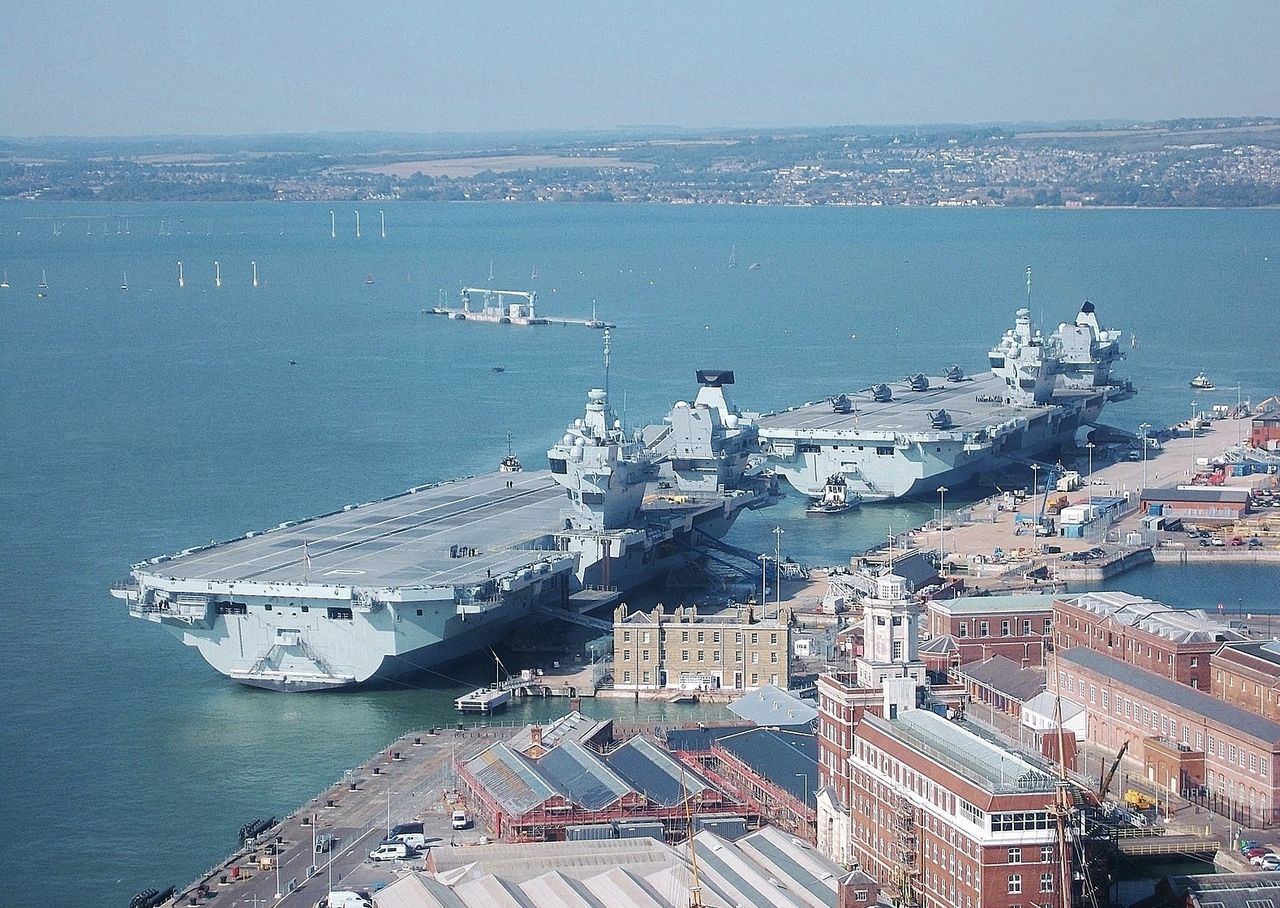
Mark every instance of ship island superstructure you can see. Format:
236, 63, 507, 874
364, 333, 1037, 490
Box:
111, 372, 772, 691
757, 301, 1133, 500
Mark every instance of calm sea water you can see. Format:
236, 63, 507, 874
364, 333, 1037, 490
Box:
1, 203, 1277, 904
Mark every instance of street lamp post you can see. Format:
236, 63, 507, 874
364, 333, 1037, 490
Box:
1139, 423, 1151, 491
937, 486, 948, 570
773, 526, 784, 615
1190, 400, 1199, 477
1030, 464, 1040, 553
1085, 441, 1095, 479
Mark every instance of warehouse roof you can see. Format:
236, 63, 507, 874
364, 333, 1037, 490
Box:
714, 728, 818, 803
381, 826, 846, 908
1139, 487, 1251, 503
1057, 648, 1280, 744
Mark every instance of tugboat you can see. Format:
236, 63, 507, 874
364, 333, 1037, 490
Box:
806, 474, 860, 515
498, 433, 522, 473
1190, 371, 1215, 390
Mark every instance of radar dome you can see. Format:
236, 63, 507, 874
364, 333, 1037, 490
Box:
587, 388, 607, 402
674, 400, 690, 409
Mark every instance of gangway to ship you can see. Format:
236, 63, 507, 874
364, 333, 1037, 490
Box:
531, 603, 614, 633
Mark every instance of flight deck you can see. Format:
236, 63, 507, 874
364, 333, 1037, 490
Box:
138, 470, 569, 589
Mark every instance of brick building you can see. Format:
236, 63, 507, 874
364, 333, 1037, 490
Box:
1054, 647, 1280, 827
953, 655, 1046, 719
612, 602, 790, 693
848, 707, 1067, 908
924, 593, 1055, 675
1051, 591, 1242, 690
816, 571, 968, 866
1251, 408, 1280, 451
1212, 641, 1280, 722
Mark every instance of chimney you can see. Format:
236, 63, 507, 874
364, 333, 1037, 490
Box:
530, 725, 543, 748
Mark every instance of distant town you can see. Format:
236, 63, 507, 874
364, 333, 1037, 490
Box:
3, 117, 1279, 207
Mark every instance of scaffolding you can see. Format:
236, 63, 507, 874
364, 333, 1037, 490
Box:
890, 795, 920, 907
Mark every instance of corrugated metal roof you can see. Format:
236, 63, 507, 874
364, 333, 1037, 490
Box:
604, 736, 710, 807
1058, 647, 1280, 743
716, 728, 818, 802
464, 744, 558, 816
1139, 487, 1251, 503
536, 740, 632, 810
376, 827, 845, 908
665, 724, 754, 753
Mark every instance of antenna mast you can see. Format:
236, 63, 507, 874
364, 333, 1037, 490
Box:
602, 327, 611, 403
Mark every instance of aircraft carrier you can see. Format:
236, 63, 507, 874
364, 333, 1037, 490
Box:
758, 301, 1134, 500
111, 371, 772, 691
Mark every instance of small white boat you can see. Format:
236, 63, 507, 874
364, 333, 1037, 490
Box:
807, 474, 860, 515
37, 269, 49, 290
120, 271, 128, 291
1190, 371, 1215, 390
0, 270, 9, 289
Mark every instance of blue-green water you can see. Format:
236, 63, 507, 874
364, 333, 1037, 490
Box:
1, 203, 1277, 905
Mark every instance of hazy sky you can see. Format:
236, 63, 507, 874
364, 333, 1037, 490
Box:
2, 1, 1277, 137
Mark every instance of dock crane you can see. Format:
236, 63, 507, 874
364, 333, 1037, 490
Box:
1098, 740, 1130, 802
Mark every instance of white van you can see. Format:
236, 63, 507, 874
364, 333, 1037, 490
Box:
388, 831, 428, 849
451, 809, 470, 830
368, 841, 411, 862
315, 892, 372, 908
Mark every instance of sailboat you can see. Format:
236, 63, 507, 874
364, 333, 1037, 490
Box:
530, 264, 539, 280
37, 270, 49, 296
728, 244, 738, 269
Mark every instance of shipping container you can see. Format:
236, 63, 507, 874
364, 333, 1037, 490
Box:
567, 824, 617, 842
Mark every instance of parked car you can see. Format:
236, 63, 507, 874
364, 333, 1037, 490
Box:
451, 809, 471, 830
1261, 854, 1280, 871
1250, 851, 1276, 867
1229, 536, 1244, 546
1239, 839, 1259, 853
1244, 846, 1270, 859
1249, 537, 1263, 548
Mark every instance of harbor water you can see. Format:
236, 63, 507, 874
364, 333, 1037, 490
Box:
1, 202, 1278, 905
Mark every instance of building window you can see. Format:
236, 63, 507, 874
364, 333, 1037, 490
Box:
642, 650, 650, 661
770, 651, 778, 663
1023, 619, 1032, 636
1008, 847, 1021, 864
770, 632, 778, 645
892, 641, 903, 661
623, 630, 631, 642
1001, 620, 1011, 637
1102, 691, 1109, 709
1008, 874, 1021, 894
681, 630, 689, 643
682, 650, 689, 661
1190, 656, 1198, 667
958, 622, 969, 638
1040, 845, 1053, 862
623, 671, 631, 682
698, 650, 705, 662
642, 671, 650, 683
1040, 872, 1054, 892
713, 632, 720, 644
751, 632, 759, 645
623, 649, 631, 661
751, 652, 759, 664
751, 673, 759, 685
979, 621, 989, 637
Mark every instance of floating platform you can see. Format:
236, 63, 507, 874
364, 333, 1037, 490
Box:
455, 685, 513, 714
422, 287, 613, 328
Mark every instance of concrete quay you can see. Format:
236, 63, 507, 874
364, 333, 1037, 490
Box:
165, 726, 495, 908
918, 416, 1277, 589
